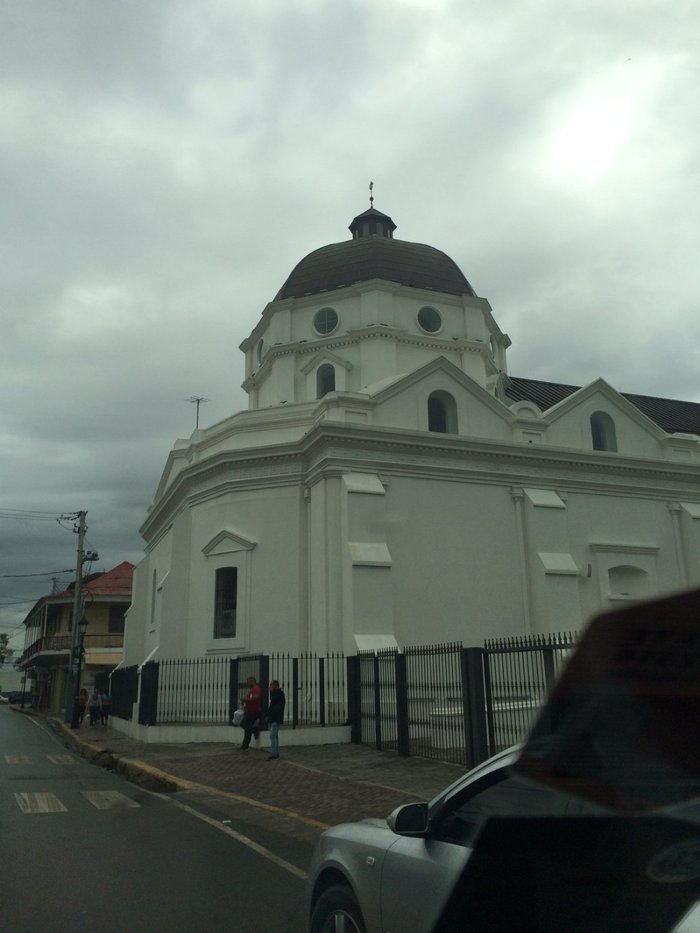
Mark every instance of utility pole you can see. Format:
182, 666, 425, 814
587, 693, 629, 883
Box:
64, 511, 87, 722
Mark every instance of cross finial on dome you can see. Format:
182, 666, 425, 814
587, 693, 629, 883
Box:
369, 180, 374, 207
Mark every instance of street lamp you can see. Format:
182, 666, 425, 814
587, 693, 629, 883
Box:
70, 617, 89, 729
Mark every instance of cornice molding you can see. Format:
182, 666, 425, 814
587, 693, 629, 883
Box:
142, 420, 700, 540
242, 328, 488, 392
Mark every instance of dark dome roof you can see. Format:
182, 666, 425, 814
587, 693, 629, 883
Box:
275, 209, 477, 300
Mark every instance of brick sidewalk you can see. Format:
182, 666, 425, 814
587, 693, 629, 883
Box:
46, 714, 465, 827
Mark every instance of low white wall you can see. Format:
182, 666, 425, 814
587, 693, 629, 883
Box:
110, 715, 351, 747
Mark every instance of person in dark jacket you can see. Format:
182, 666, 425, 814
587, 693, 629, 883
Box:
100, 691, 111, 725
266, 680, 286, 760
87, 687, 102, 727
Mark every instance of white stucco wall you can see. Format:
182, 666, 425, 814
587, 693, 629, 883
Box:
127, 257, 700, 669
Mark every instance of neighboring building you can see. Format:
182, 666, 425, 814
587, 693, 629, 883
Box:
18, 562, 134, 710
123, 206, 700, 667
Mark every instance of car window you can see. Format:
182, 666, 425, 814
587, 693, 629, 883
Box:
437, 774, 571, 846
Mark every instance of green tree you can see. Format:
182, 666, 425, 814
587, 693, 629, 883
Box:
0, 633, 14, 662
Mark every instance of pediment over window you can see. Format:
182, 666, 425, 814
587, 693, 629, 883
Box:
202, 530, 257, 557
545, 379, 664, 439
301, 350, 353, 376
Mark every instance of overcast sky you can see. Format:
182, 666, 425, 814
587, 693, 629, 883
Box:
2, 0, 698, 651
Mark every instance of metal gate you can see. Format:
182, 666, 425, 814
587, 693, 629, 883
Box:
484, 631, 577, 754
355, 643, 474, 765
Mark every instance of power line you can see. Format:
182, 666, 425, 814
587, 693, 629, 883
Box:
0, 597, 45, 605
0, 509, 80, 524
0, 569, 74, 578
0, 508, 70, 516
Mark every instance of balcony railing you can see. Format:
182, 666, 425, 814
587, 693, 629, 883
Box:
84, 634, 125, 651
19, 632, 124, 666
20, 634, 72, 665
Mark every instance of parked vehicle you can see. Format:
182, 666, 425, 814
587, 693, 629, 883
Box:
2, 691, 29, 705
305, 746, 598, 933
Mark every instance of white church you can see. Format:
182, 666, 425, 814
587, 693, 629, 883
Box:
123, 205, 700, 666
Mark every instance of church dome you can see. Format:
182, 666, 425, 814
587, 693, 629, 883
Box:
275, 208, 477, 301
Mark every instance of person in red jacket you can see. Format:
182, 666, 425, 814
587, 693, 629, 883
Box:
239, 676, 262, 749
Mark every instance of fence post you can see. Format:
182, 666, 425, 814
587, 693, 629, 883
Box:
228, 658, 239, 724
138, 661, 159, 726
318, 656, 326, 727
292, 657, 299, 729
346, 656, 361, 743
482, 651, 496, 757
373, 654, 382, 750
394, 652, 409, 757
461, 648, 489, 767
542, 645, 556, 692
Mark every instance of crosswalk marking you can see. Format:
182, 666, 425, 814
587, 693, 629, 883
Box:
81, 790, 140, 810
11, 790, 142, 813
46, 754, 76, 765
15, 792, 67, 814
5, 755, 33, 764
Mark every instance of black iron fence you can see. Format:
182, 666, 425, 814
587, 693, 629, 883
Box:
110, 652, 347, 728
350, 632, 578, 767
109, 633, 577, 767
483, 631, 577, 755
350, 644, 488, 767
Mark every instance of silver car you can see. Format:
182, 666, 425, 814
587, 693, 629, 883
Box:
305, 747, 594, 933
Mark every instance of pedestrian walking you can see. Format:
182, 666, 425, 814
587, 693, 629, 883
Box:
77, 688, 88, 726
266, 680, 286, 760
239, 676, 262, 749
87, 686, 102, 727
100, 690, 111, 725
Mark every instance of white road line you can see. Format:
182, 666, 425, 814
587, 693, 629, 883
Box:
47, 754, 76, 765
15, 792, 67, 814
170, 798, 308, 881
81, 790, 141, 810
5, 755, 32, 764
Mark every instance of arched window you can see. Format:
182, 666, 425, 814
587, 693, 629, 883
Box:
214, 567, 237, 638
428, 391, 458, 434
150, 569, 157, 628
317, 363, 335, 398
590, 411, 617, 452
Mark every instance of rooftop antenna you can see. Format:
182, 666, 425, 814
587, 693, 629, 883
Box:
187, 396, 209, 430
369, 180, 374, 208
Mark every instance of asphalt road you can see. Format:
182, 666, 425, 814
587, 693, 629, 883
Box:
0, 706, 312, 932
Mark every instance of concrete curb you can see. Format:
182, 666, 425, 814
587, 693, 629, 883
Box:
45, 715, 331, 828
47, 716, 187, 793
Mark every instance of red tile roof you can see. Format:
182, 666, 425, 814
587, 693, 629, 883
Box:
83, 561, 134, 597
51, 561, 134, 600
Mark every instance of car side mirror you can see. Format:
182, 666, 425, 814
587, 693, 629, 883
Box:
387, 802, 430, 836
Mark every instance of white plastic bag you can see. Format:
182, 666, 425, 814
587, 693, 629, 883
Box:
232, 708, 244, 727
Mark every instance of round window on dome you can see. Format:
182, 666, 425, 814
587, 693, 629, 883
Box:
417, 306, 442, 334
313, 307, 339, 336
